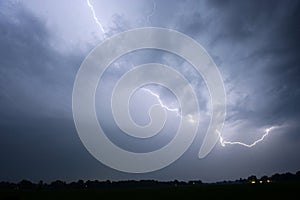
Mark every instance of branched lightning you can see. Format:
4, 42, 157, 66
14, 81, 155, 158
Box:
86, 0, 105, 34
143, 87, 280, 148
85, 0, 277, 149
146, 0, 156, 25
218, 126, 278, 148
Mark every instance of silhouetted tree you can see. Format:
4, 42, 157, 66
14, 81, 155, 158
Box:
271, 172, 297, 182
247, 175, 257, 183
260, 176, 269, 183
50, 180, 66, 189
18, 180, 35, 189
37, 180, 44, 189
296, 171, 300, 179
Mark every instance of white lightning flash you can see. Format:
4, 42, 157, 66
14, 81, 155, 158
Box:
87, 0, 105, 34
142, 88, 179, 113
84, 0, 276, 149
143, 87, 280, 148
218, 126, 278, 148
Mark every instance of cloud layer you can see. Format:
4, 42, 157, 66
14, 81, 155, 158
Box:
0, 0, 299, 182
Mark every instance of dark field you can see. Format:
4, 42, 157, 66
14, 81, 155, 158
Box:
1, 183, 299, 200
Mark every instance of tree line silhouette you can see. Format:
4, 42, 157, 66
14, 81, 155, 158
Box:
0, 171, 299, 190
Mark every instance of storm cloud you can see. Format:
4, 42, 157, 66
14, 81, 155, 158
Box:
0, 0, 299, 182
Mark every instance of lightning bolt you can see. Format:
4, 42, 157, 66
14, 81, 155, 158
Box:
146, 0, 156, 25
143, 87, 280, 148
218, 126, 279, 148
86, 0, 105, 34
142, 88, 179, 113
84, 0, 277, 149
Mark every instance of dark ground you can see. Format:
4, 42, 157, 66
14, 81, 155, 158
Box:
1, 183, 299, 200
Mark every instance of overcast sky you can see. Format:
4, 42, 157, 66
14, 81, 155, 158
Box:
0, 0, 300, 183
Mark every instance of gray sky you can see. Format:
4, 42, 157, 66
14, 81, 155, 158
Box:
0, 0, 300, 183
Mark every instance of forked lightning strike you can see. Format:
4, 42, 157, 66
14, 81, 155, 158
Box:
143, 87, 278, 148
218, 126, 278, 147
85, 1, 277, 149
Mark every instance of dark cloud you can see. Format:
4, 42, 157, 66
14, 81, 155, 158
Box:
0, 3, 72, 119
0, 2, 92, 181
175, 0, 300, 127
1, 0, 300, 182
160, 0, 300, 176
